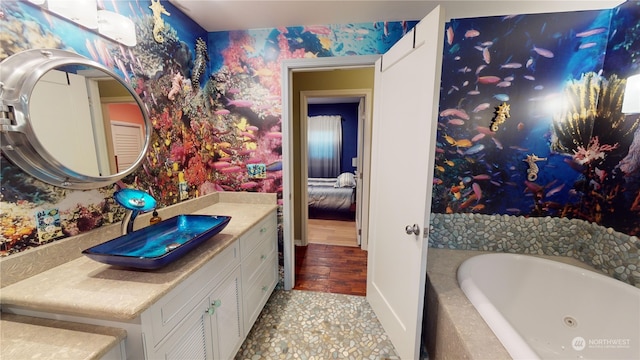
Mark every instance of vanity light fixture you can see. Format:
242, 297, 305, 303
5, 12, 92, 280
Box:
47, 0, 99, 29
622, 73, 640, 114
25, 0, 137, 47
97, 10, 137, 47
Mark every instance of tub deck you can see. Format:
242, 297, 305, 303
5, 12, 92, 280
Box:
424, 248, 600, 360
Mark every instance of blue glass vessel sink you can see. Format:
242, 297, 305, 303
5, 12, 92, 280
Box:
82, 215, 231, 270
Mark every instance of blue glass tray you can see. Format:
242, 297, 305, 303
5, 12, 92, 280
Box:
82, 215, 231, 270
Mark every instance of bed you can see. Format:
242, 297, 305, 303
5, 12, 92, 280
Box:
307, 173, 356, 214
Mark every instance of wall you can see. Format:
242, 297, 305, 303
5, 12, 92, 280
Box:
429, 2, 640, 287
107, 103, 145, 126
308, 102, 360, 175
0, 0, 409, 257
3, 0, 637, 286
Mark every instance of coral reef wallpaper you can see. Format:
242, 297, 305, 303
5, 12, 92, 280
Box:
433, 2, 640, 236
1, 0, 638, 260
0, 0, 414, 256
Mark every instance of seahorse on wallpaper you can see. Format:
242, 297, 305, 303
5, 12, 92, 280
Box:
149, 0, 170, 43
168, 72, 183, 101
490, 102, 511, 132
191, 38, 209, 89
523, 154, 547, 182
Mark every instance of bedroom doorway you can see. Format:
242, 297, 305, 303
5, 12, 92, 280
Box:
300, 88, 372, 251
281, 55, 378, 291
302, 93, 366, 248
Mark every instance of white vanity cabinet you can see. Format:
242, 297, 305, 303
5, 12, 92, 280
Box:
141, 210, 277, 359
0, 202, 278, 360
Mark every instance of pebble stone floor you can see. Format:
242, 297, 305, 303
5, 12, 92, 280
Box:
235, 289, 400, 359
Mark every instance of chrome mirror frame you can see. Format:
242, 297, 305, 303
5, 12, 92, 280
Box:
0, 49, 151, 189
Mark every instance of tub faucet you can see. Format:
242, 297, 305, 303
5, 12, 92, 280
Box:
114, 189, 158, 235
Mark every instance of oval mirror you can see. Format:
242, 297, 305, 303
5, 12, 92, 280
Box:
0, 49, 151, 189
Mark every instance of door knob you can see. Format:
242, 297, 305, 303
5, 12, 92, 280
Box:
405, 224, 420, 235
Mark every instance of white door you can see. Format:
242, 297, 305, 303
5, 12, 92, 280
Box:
366, 6, 445, 359
30, 69, 100, 176
110, 121, 143, 172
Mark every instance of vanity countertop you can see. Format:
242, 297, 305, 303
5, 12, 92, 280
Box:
0, 313, 126, 360
0, 194, 277, 321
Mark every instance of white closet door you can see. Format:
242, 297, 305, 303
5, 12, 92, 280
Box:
366, 6, 445, 359
110, 122, 143, 172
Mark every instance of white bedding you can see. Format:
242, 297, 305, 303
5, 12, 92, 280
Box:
307, 177, 355, 212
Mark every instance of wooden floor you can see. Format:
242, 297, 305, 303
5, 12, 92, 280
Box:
307, 218, 358, 247
294, 243, 367, 296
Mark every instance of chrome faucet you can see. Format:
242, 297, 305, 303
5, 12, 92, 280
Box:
114, 189, 158, 235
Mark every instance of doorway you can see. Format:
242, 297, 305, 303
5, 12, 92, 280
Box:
295, 81, 372, 296
302, 92, 367, 249
281, 55, 378, 291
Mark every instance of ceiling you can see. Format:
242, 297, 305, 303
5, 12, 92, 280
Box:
169, 0, 625, 32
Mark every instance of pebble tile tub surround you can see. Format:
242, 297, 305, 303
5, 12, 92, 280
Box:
429, 213, 640, 287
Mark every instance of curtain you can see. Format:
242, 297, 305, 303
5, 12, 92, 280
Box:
308, 115, 342, 178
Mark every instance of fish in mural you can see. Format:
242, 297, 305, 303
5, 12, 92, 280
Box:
463, 144, 485, 155
465, 29, 480, 38
532, 45, 554, 58
575, 27, 607, 38
477, 75, 501, 84
447, 25, 454, 45
473, 103, 491, 113
440, 108, 470, 119
500, 62, 522, 69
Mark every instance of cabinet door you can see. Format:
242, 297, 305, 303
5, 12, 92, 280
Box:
210, 266, 243, 360
143, 241, 240, 348
153, 296, 215, 360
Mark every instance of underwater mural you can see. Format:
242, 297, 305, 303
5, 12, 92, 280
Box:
0, 0, 414, 256
432, 3, 640, 236
2, 0, 638, 260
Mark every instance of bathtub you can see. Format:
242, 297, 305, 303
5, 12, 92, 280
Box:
457, 253, 640, 360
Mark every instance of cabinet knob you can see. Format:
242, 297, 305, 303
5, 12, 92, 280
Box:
206, 299, 222, 315
260, 254, 267, 260
260, 227, 267, 233
261, 285, 269, 292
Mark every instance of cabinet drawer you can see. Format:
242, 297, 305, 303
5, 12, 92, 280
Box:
243, 252, 277, 331
241, 228, 276, 285
240, 212, 276, 259
143, 240, 240, 347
